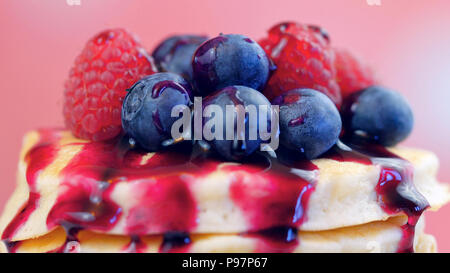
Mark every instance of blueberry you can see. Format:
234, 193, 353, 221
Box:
122, 72, 192, 151
152, 35, 208, 82
200, 85, 274, 161
341, 86, 413, 146
273, 89, 342, 159
192, 34, 270, 96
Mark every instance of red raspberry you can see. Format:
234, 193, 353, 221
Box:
259, 22, 342, 107
334, 47, 377, 99
63, 29, 158, 141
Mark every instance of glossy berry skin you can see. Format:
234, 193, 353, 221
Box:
259, 22, 342, 107
201, 86, 273, 161
152, 35, 208, 82
273, 89, 342, 159
122, 72, 192, 151
334, 47, 377, 100
341, 86, 413, 147
192, 34, 270, 96
63, 29, 158, 141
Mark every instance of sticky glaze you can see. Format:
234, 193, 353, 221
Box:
1, 130, 430, 253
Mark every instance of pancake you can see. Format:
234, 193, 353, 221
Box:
0, 129, 448, 252
0, 217, 436, 253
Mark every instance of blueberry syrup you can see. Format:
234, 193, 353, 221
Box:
125, 175, 197, 235
2, 129, 430, 253
151, 80, 190, 99
3, 240, 21, 253
248, 226, 298, 253
229, 154, 317, 231
48, 222, 82, 253
203, 86, 243, 108
226, 152, 317, 252
1, 129, 62, 241
159, 232, 192, 253
1, 192, 41, 242
47, 137, 200, 236
323, 140, 429, 253
122, 235, 147, 253
46, 178, 122, 232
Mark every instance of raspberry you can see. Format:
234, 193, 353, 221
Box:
63, 29, 158, 141
334, 47, 377, 99
259, 22, 342, 107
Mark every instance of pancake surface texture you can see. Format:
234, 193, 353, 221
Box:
0, 129, 448, 252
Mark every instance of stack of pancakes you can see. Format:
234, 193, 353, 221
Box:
0, 129, 448, 252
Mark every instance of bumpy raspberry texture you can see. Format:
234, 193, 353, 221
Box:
63, 29, 158, 141
259, 22, 342, 107
334, 47, 377, 99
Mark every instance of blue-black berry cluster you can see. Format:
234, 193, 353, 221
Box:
121, 30, 414, 161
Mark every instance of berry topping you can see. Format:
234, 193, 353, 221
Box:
334, 47, 377, 99
341, 86, 414, 146
259, 22, 342, 107
63, 29, 158, 141
200, 85, 274, 161
152, 35, 208, 82
192, 34, 270, 96
273, 89, 341, 159
122, 72, 192, 151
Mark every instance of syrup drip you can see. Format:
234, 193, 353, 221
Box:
3, 240, 21, 253
323, 141, 429, 253
228, 150, 317, 251
122, 235, 147, 253
248, 226, 299, 253
159, 232, 192, 253
46, 138, 197, 235
1, 129, 431, 253
229, 152, 317, 232
151, 80, 189, 99
1, 129, 61, 241
48, 222, 82, 253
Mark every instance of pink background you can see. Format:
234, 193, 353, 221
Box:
1, 0, 449, 251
